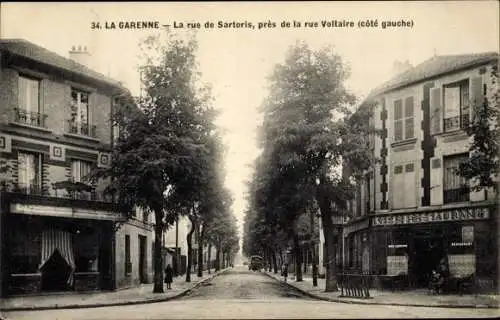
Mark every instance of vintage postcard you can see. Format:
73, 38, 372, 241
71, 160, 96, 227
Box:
0, 2, 498, 319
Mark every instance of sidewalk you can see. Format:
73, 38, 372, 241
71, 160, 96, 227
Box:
0, 269, 228, 312
265, 271, 499, 309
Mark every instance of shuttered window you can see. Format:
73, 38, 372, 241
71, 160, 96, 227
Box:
393, 96, 414, 141
392, 162, 416, 209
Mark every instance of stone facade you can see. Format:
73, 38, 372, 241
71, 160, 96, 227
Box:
0, 39, 152, 297
327, 53, 499, 292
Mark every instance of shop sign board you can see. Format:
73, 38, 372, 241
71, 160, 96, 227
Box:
372, 206, 490, 226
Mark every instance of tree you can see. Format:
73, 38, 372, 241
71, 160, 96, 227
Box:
90, 32, 213, 293
250, 41, 374, 291
458, 65, 499, 193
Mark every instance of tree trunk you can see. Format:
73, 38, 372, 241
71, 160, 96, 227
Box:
153, 210, 164, 293
207, 243, 212, 274
215, 243, 221, 271
317, 185, 339, 292
272, 251, 278, 274
311, 241, 318, 287
293, 234, 303, 282
186, 215, 196, 283
303, 249, 307, 274
197, 224, 203, 277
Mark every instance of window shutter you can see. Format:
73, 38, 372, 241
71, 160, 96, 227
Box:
392, 165, 405, 209
404, 163, 416, 208
430, 157, 443, 205
469, 76, 483, 124
430, 87, 442, 135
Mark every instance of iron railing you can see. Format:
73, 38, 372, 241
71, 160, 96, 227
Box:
1, 182, 114, 203
337, 273, 371, 299
444, 114, 470, 132
67, 120, 97, 138
14, 108, 48, 128
444, 186, 470, 203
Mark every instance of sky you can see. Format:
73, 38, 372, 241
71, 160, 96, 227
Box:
2, 1, 499, 241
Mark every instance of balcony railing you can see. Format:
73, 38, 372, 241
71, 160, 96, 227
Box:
67, 120, 97, 138
14, 108, 48, 128
9, 183, 44, 195
1, 182, 114, 203
444, 186, 470, 204
444, 114, 470, 132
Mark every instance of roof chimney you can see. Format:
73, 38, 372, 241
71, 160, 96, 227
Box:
392, 59, 412, 76
69, 45, 91, 68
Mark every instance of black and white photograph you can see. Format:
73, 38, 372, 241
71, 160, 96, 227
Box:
0, 2, 498, 319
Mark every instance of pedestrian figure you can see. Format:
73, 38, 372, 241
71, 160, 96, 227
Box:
428, 270, 444, 295
282, 263, 288, 283
164, 264, 173, 289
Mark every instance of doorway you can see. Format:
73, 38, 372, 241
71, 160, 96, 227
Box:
41, 250, 72, 291
99, 229, 113, 290
411, 233, 445, 287
138, 235, 147, 283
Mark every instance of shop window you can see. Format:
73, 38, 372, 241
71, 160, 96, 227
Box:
443, 154, 469, 203
17, 151, 42, 195
443, 80, 469, 132
9, 225, 41, 273
74, 231, 98, 272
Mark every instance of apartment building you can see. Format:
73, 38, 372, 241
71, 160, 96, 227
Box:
341, 52, 498, 291
0, 39, 152, 297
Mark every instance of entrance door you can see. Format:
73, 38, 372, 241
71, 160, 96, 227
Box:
99, 228, 113, 290
41, 250, 72, 291
411, 235, 445, 287
138, 235, 147, 283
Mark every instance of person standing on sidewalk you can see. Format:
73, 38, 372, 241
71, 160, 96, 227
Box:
164, 264, 173, 289
282, 263, 288, 283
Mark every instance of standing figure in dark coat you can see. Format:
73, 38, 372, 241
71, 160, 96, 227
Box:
164, 264, 173, 289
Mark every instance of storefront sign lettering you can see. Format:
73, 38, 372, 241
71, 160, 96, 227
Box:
372, 207, 490, 226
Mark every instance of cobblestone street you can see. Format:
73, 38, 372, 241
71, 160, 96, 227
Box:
3, 267, 498, 320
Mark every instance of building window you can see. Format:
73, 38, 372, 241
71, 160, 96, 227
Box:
443, 154, 469, 203
392, 162, 416, 209
71, 160, 93, 183
69, 89, 93, 136
444, 80, 469, 132
125, 235, 131, 275
393, 97, 414, 141
17, 151, 42, 194
17, 76, 45, 127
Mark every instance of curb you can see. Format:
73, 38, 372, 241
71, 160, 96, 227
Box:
263, 272, 499, 309
1, 269, 230, 312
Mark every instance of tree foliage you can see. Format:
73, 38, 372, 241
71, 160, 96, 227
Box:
244, 41, 375, 290
458, 65, 499, 192
89, 31, 222, 293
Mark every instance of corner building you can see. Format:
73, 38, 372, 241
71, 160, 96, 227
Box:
342, 52, 498, 292
0, 39, 152, 297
